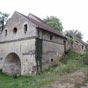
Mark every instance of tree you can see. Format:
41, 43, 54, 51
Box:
65, 29, 83, 39
43, 16, 63, 32
85, 41, 88, 52
0, 12, 9, 30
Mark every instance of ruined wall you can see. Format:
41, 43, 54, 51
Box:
65, 40, 85, 53
72, 42, 85, 53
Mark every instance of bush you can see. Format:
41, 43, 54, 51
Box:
54, 60, 79, 75
54, 51, 84, 75
83, 52, 88, 65
62, 50, 81, 64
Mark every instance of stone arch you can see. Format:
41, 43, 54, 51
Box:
2, 53, 21, 76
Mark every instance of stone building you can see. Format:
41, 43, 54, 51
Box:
0, 11, 86, 76
0, 11, 67, 76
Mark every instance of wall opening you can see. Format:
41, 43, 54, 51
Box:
24, 24, 27, 33
13, 27, 17, 34
50, 35, 53, 40
51, 58, 53, 62
5, 30, 7, 36
3, 53, 21, 76
82, 45, 84, 49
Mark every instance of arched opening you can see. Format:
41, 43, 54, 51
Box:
3, 53, 21, 76
13, 27, 17, 34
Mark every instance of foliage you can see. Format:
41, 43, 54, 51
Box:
43, 16, 63, 32
67, 36, 76, 43
0, 11, 9, 30
75, 83, 81, 88
62, 51, 81, 63
65, 29, 83, 39
56, 51, 83, 75
82, 52, 88, 65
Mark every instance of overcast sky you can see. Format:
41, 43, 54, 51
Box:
0, 0, 88, 41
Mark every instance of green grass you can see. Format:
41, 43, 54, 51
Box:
0, 50, 88, 88
0, 70, 60, 88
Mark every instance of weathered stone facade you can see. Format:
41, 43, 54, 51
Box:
37, 29, 65, 70
0, 12, 37, 76
0, 11, 85, 76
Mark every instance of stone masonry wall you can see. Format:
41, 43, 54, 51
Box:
0, 39, 36, 75
0, 11, 66, 75
0, 12, 38, 76
42, 40, 64, 70
0, 11, 37, 42
37, 29, 65, 70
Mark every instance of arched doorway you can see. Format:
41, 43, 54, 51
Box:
3, 53, 21, 75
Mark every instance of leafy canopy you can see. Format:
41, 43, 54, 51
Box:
0, 12, 9, 30
43, 16, 63, 32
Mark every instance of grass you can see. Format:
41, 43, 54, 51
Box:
0, 50, 88, 88
0, 69, 60, 88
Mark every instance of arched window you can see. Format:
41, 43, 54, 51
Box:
13, 27, 17, 34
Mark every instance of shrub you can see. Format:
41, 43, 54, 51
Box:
83, 52, 88, 65
55, 51, 84, 75
54, 60, 78, 75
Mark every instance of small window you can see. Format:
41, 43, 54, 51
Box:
24, 24, 27, 33
5, 30, 7, 36
13, 27, 17, 34
82, 45, 84, 49
51, 58, 53, 62
50, 35, 53, 40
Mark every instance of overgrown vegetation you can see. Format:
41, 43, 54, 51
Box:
0, 51, 88, 88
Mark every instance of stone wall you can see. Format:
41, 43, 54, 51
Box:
37, 29, 65, 70
0, 11, 66, 75
65, 40, 85, 53
0, 11, 37, 42
0, 11, 38, 76
37, 29, 64, 44
72, 42, 85, 53
42, 40, 64, 70
0, 39, 36, 75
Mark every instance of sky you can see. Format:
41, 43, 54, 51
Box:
0, 0, 88, 42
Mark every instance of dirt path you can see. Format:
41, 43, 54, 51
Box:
42, 70, 88, 88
